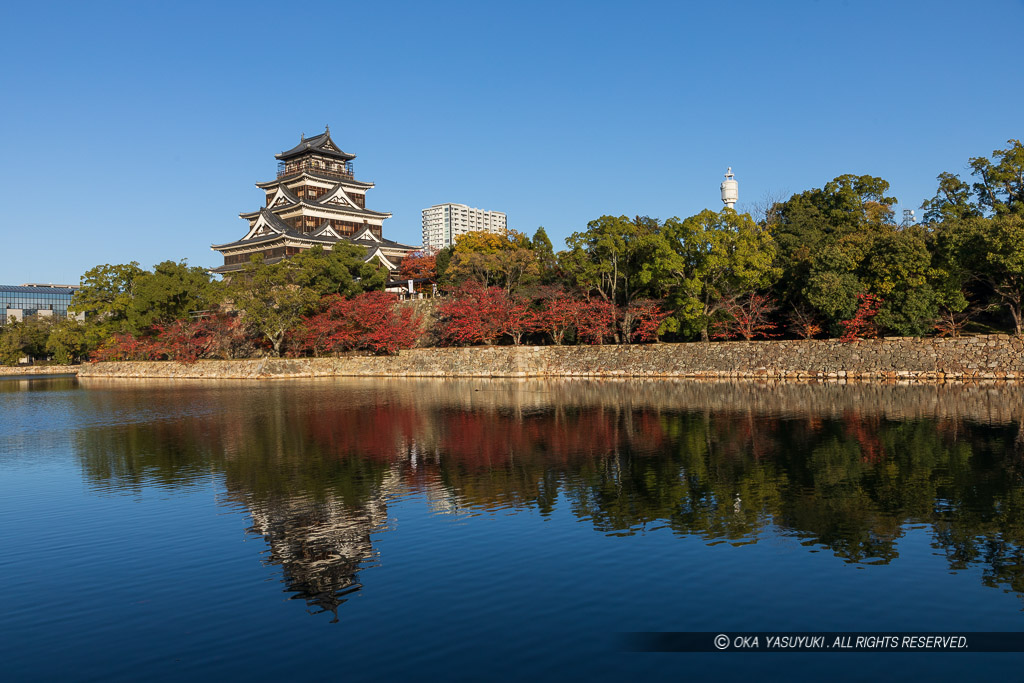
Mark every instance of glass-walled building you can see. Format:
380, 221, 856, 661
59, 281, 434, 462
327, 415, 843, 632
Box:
1, 284, 80, 325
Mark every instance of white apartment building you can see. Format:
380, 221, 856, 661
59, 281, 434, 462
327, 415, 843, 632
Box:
421, 203, 507, 251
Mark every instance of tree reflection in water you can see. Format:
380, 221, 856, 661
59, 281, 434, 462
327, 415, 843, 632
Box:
74, 378, 1024, 617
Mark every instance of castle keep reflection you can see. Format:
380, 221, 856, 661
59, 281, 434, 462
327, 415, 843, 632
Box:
73, 379, 1024, 618
243, 487, 390, 622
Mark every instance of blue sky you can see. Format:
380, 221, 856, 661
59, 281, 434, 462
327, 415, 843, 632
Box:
1, 0, 1021, 284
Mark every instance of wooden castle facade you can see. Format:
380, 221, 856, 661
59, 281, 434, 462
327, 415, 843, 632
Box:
211, 128, 417, 275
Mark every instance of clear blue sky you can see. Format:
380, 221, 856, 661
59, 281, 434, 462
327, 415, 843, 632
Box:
1, 0, 1021, 284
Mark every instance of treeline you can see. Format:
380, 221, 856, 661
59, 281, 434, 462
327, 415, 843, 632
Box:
1, 243, 398, 364
409, 139, 1024, 343
2, 139, 1022, 364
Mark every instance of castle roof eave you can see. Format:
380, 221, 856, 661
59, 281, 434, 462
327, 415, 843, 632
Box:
275, 129, 356, 162
211, 232, 337, 252
211, 228, 418, 253
209, 257, 286, 274
240, 201, 392, 221
254, 170, 374, 190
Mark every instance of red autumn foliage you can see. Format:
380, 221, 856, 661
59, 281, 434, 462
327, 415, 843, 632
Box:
398, 252, 437, 281
840, 293, 883, 342
712, 294, 780, 341
933, 306, 974, 339
788, 305, 823, 340
197, 314, 257, 359
91, 333, 164, 362
153, 319, 213, 363
293, 306, 335, 357
436, 286, 654, 347
501, 294, 533, 345
532, 291, 579, 345
367, 292, 420, 353
574, 298, 616, 345
625, 299, 670, 343
436, 283, 518, 346
843, 412, 886, 464
91, 315, 258, 364
296, 291, 422, 356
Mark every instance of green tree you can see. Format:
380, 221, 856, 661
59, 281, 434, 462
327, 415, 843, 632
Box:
862, 228, 938, 336
797, 226, 938, 336
663, 209, 780, 340
975, 215, 1024, 335
768, 174, 944, 334
0, 317, 53, 365
127, 260, 220, 332
228, 256, 319, 356
924, 214, 1024, 335
969, 139, 1024, 217
531, 226, 558, 283
926, 220, 974, 333
563, 215, 678, 308
289, 243, 388, 297
434, 246, 455, 284
69, 262, 146, 333
921, 172, 981, 224
45, 317, 88, 364
0, 321, 25, 365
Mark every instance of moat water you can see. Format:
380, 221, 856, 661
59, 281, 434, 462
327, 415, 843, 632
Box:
3, 376, 1024, 681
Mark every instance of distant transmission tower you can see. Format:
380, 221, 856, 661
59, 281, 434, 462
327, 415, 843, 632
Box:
902, 209, 915, 227
721, 168, 738, 209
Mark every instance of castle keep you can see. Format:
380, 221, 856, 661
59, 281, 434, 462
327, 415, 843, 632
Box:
211, 128, 417, 275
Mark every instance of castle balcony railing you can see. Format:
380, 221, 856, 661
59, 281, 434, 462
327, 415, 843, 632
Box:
277, 160, 354, 180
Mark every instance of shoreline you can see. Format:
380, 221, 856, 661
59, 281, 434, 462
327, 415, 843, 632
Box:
0, 365, 82, 376
69, 334, 1024, 382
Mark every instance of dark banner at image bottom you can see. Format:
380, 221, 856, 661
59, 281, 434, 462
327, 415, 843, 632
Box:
622, 632, 1024, 653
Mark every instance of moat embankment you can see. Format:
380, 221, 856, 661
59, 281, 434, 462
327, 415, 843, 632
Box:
75, 334, 1024, 381
0, 365, 82, 376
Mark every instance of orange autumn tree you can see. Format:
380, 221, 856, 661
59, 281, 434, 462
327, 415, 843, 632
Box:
443, 229, 540, 294
398, 252, 438, 292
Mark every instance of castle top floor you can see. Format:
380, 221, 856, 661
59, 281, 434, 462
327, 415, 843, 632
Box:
274, 127, 356, 181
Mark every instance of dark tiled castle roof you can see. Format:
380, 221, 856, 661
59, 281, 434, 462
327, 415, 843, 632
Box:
275, 128, 356, 162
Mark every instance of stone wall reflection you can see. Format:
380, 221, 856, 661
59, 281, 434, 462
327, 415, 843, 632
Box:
74, 378, 1024, 614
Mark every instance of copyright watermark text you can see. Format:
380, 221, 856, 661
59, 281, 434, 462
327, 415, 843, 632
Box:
623, 632, 1024, 653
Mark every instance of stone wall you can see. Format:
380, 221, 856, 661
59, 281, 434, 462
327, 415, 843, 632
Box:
76, 334, 1024, 381
0, 365, 82, 376
399, 297, 443, 347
